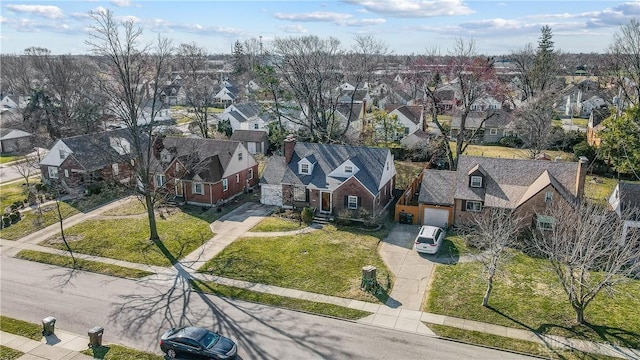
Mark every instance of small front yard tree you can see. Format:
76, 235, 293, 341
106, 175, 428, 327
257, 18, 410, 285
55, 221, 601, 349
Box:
533, 200, 640, 324
463, 207, 523, 307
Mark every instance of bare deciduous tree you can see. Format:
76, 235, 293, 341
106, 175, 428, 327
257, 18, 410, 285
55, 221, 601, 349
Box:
175, 42, 217, 138
514, 95, 555, 158
533, 201, 640, 324
463, 208, 524, 307
608, 18, 640, 110
86, 9, 172, 241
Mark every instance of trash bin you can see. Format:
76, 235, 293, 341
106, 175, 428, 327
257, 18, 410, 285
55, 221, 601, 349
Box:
42, 316, 56, 336
88, 326, 104, 347
405, 213, 414, 224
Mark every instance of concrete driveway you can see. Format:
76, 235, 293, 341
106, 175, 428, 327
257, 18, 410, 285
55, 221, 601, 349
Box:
379, 224, 437, 311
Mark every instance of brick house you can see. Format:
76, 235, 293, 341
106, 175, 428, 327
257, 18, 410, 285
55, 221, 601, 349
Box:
260, 136, 396, 217
417, 155, 588, 229
151, 136, 259, 207
39, 128, 137, 190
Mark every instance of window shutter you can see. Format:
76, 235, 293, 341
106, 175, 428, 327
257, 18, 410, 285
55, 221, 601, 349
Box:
305, 189, 310, 202
344, 196, 348, 207
462, 200, 467, 212
357, 196, 361, 206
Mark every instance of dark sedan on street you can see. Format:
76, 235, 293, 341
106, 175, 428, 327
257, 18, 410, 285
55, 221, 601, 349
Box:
160, 326, 237, 360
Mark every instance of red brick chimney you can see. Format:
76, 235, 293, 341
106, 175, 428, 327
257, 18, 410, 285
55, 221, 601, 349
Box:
575, 156, 589, 198
284, 134, 296, 164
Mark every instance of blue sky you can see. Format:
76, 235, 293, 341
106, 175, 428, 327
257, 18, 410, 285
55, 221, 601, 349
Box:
1, 1, 639, 55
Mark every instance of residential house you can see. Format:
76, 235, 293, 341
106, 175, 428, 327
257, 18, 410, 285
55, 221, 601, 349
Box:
377, 89, 412, 109
0, 95, 19, 110
214, 80, 240, 106
449, 109, 516, 143
415, 155, 588, 228
586, 107, 610, 147
151, 136, 259, 207
0, 128, 33, 153
230, 129, 270, 155
432, 84, 459, 113
608, 181, 640, 245
217, 102, 271, 132
387, 105, 425, 138
578, 96, 607, 118
260, 136, 396, 218
39, 128, 138, 190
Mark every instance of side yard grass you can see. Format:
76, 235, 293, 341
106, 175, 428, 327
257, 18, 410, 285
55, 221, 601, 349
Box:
0, 316, 43, 340
191, 280, 371, 320
425, 251, 640, 349
0, 202, 79, 240
198, 225, 393, 303
0, 345, 23, 359
429, 324, 621, 360
583, 175, 622, 205
450, 142, 575, 161
82, 344, 163, 360
16, 249, 153, 278
40, 211, 212, 266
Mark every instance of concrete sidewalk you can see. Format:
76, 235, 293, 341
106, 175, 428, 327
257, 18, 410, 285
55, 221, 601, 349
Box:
0, 329, 94, 360
1, 200, 639, 359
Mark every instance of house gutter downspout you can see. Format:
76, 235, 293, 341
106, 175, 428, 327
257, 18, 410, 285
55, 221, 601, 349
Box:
210, 183, 213, 206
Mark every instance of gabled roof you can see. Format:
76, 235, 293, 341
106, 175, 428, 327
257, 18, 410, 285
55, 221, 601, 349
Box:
617, 181, 640, 212
450, 109, 513, 129
261, 142, 391, 195
335, 103, 362, 123
157, 137, 241, 183
54, 128, 140, 172
419, 170, 456, 205
0, 128, 31, 140
454, 155, 580, 209
393, 105, 423, 125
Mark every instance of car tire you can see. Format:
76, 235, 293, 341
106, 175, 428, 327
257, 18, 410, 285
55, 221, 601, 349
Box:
166, 349, 177, 358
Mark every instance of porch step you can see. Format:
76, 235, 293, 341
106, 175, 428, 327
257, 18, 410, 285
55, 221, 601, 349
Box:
312, 214, 333, 225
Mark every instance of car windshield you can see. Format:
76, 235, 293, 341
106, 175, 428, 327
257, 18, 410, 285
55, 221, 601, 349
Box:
416, 236, 435, 245
198, 331, 220, 349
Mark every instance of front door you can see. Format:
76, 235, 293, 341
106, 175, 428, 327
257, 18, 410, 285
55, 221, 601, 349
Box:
321, 191, 331, 213
175, 180, 183, 197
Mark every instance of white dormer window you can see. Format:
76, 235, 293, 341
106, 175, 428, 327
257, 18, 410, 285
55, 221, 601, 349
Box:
470, 176, 483, 188
238, 152, 243, 161
300, 163, 310, 175
154, 174, 166, 187
345, 165, 353, 173
59, 149, 66, 159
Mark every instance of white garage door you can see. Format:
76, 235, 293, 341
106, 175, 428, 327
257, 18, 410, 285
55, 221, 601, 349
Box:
423, 208, 450, 228
260, 184, 283, 206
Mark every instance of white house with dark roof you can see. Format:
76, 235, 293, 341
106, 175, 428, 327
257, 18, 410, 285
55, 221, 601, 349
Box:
260, 136, 396, 217
217, 102, 271, 132
0, 128, 33, 153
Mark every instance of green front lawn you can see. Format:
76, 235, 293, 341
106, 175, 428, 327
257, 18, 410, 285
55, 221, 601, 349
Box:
0, 154, 21, 164
192, 280, 371, 320
426, 251, 640, 348
40, 211, 212, 266
583, 175, 620, 205
0, 202, 79, 240
250, 217, 307, 232
450, 142, 574, 161
16, 250, 153, 278
0, 345, 23, 360
0, 316, 43, 340
0, 181, 29, 211
198, 225, 393, 302
83, 344, 163, 360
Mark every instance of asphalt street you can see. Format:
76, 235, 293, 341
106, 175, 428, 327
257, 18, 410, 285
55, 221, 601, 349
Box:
0, 256, 539, 360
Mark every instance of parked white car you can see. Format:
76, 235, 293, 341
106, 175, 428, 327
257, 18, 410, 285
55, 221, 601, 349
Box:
414, 225, 445, 254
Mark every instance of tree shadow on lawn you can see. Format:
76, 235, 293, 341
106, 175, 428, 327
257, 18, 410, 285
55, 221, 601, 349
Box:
108, 239, 358, 360
486, 305, 640, 356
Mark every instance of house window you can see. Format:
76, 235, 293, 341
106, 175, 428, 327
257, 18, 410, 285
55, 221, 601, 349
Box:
254, 124, 259, 129
345, 165, 353, 173
465, 201, 482, 212
404, 127, 410, 135
537, 215, 555, 231
300, 163, 310, 175
293, 186, 306, 201
48, 166, 58, 179
470, 176, 483, 188
238, 152, 243, 161
112, 163, 119, 176
192, 182, 204, 195
236, 174, 240, 183
248, 168, 253, 180
222, 179, 228, 191
64, 169, 69, 178
348, 195, 359, 210
59, 149, 66, 159
154, 174, 166, 187
489, 128, 498, 135
545, 191, 553, 202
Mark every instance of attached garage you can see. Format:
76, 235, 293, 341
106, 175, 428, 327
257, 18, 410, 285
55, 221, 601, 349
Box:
422, 207, 451, 228
260, 184, 283, 206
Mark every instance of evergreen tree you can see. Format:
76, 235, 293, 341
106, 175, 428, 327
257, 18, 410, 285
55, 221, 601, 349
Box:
233, 40, 247, 74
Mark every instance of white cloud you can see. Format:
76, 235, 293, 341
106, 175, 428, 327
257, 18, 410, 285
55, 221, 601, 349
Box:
116, 15, 141, 23
110, 0, 132, 7
273, 11, 385, 27
5, 4, 64, 19
278, 24, 308, 34
342, 0, 474, 18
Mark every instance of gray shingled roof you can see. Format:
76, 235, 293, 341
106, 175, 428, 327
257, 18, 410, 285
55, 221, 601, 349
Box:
396, 105, 423, 125
62, 128, 140, 172
261, 141, 390, 195
230, 129, 268, 142
450, 109, 513, 129
618, 181, 640, 212
454, 155, 580, 208
419, 170, 456, 205
234, 102, 261, 119
157, 136, 240, 183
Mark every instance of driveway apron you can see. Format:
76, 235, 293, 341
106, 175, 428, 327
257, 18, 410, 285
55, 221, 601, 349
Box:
379, 224, 435, 311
